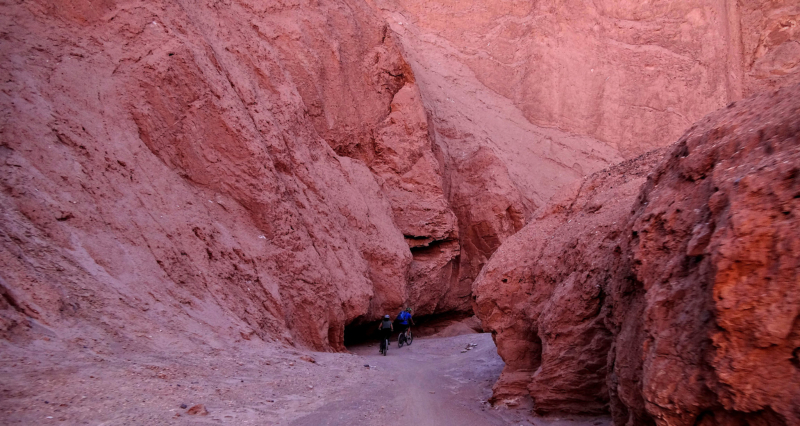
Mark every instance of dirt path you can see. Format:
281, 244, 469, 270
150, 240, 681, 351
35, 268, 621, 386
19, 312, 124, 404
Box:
292, 333, 609, 426
1, 333, 610, 425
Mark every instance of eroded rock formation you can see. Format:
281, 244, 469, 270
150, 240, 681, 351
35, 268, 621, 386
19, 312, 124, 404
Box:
374, 2, 625, 311
615, 82, 800, 426
474, 84, 800, 425
473, 148, 666, 415
3, 3, 800, 423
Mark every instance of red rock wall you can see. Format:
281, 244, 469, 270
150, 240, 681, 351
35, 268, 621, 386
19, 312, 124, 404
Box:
376, 0, 800, 157
618, 82, 800, 426
473, 84, 800, 424
248, 1, 463, 316
473, 149, 665, 415
0, 0, 418, 351
372, 1, 626, 311
7, 0, 794, 376
0, 0, 619, 353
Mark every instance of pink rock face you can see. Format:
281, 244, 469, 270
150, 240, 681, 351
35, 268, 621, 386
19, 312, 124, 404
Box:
0, 0, 622, 354
5, 12, 796, 421
376, 0, 800, 157
0, 0, 415, 351
255, 0, 462, 317
374, 1, 625, 312
474, 84, 800, 424
327, 79, 463, 317
473, 149, 665, 414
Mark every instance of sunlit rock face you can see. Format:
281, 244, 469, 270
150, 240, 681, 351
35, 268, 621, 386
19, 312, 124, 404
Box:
474, 83, 800, 425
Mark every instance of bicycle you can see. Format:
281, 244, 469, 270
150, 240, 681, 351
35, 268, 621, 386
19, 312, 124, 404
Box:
380, 335, 389, 356
397, 328, 413, 348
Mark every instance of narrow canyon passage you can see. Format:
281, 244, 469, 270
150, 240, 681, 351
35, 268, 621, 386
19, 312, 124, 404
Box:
2, 0, 798, 424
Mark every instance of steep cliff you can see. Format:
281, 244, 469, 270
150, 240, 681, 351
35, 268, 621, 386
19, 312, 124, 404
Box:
375, 0, 800, 157
474, 83, 800, 425
373, 1, 625, 307
0, 0, 426, 352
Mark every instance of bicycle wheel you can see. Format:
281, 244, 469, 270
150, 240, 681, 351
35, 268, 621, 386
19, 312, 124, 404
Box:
407, 330, 413, 345
383, 338, 388, 356
398, 333, 405, 348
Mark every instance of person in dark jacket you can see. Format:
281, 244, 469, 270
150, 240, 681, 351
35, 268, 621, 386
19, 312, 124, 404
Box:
378, 314, 393, 353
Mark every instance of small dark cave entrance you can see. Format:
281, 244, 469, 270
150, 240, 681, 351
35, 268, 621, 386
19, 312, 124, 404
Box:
343, 310, 481, 350
343, 317, 379, 347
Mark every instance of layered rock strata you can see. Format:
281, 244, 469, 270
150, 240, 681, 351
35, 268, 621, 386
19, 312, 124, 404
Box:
474, 83, 800, 425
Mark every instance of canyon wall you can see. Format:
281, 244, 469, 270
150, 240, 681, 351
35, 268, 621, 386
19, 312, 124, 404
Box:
373, 2, 624, 306
377, 0, 800, 157
4, 0, 798, 384
1, 0, 424, 352
0, 0, 620, 352
474, 83, 800, 425
473, 147, 665, 415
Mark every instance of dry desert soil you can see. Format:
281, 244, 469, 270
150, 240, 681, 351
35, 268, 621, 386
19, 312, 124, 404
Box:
1, 332, 609, 425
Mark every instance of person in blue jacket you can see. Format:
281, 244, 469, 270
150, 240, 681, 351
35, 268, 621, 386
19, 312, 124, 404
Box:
395, 307, 414, 342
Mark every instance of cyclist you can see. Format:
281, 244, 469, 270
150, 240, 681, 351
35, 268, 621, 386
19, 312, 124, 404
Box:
395, 307, 414, 343
378, 314, 393, 353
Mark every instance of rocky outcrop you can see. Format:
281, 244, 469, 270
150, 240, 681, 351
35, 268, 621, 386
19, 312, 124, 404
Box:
473, 148, 665, 414
474, 83, 800, 424
615, 82, 800, 426
376, 0, 800, 157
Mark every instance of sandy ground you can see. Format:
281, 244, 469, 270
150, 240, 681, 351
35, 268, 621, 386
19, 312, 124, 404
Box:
0, 333, 610, 425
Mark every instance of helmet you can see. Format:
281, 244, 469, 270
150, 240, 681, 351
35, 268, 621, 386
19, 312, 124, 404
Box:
384, 315, 390, 319
405, 308, 412, 312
